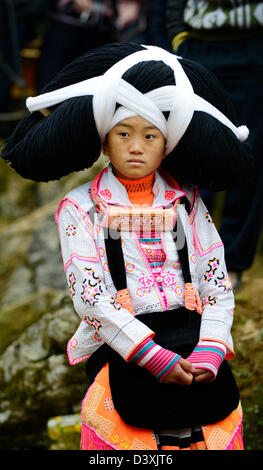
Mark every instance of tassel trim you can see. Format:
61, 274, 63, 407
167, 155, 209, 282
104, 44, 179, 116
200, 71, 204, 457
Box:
81, 423, 115, 450
115, 288, 134, 314
184, 283, 203, 314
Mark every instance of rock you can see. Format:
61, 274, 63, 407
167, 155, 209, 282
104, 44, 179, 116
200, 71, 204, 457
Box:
0, 156, 107, 448
47, 414, 81, 450
1, 265, 34, 306
0, 305, 87, 440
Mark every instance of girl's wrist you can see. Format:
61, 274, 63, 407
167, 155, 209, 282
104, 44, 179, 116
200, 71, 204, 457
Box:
128, 337, 181, 382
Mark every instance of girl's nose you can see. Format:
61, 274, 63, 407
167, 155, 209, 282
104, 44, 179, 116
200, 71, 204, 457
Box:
129, 138, 144, 154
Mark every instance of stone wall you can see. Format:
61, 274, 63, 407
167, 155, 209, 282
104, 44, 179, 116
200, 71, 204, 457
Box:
0, 155, 106, 449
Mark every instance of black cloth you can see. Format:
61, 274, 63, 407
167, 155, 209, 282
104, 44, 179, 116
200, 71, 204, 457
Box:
86, 307, 239, 429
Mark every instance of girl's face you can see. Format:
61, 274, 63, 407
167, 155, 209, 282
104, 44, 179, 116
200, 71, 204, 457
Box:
103, 115, 166, 180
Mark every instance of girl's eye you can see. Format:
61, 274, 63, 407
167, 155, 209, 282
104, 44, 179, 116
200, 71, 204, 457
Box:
119, 132, 129, 137
145, 134, 155, 140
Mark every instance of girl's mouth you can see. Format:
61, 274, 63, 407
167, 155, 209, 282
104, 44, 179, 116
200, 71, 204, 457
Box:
127, 159, 144, 164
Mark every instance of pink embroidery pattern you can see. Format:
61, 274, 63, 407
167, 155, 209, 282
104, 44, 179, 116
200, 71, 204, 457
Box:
100, 189, 112, 201
204, 257, 220, 282
84, 315, 102, 331
164, 190, 176, 201
161, 271, 177, 286
136, 271, 183, 297
215, 272, 232, 292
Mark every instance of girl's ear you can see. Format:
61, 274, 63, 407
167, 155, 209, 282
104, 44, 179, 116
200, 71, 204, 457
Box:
102, 138, 108, 156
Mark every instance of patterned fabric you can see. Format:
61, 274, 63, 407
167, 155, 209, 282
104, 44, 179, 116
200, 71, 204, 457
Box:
184, 282, 203, 313
55, 165, 235, 366
187, 340, 226, 379
81, 364, 157, 450
184, 0, 263, 32
117, 172, 155, 207
128, 336, 181, 382
156, 427, 207, 450
115, 288, 134, 315
81, 363, 244, 450
138, 233, 169, 308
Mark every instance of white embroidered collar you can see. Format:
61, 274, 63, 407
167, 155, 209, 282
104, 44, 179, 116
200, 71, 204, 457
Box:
92, 163, 186, 209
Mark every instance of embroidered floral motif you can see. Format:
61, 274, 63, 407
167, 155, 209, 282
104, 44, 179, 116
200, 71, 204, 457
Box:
93, 332, 103, 342
162, 271, 177, 286
204, 257, 220, 282
109, 296, 122, 310
140, 273, 155, 288
68, 272, 76, 298
215, 272, 232, 292
84, 315, 102, 331
81, 268, 103, 305
84, 315, 103, 341
203, 295, 218, 306
136, 271, 183, 297
100, 189, 112, 201
104, 397, 115, 411
174, 285, 183, 296
164, 190, 176, 200
66, 224, 77, 236
125, 262, 135, 272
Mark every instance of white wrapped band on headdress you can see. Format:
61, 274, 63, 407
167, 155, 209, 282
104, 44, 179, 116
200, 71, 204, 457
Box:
26, 45, 249, 155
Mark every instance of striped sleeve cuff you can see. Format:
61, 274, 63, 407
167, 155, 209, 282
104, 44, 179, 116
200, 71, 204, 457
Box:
128, 337, 181, 382
186, 340, 226, 379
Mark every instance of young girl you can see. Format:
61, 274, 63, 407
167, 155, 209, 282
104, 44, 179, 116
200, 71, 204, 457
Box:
1, 43, 254, 450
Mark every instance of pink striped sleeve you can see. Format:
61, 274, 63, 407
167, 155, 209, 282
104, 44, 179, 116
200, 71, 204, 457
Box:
128, 337, 181, 382
187, 340, 226, 379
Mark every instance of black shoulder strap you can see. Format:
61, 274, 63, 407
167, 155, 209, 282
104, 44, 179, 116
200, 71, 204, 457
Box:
173, 214, 192, 285
104, 228, 127, 291
180, 195, 191, 215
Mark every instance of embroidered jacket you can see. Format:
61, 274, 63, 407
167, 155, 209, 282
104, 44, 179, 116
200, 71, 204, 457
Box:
55, 165, 235, 366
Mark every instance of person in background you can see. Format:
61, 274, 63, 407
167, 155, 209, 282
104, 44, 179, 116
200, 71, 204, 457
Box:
165, 0, 263, 293
36, 0, 117, 92
0, 0, 49, 136
118, 0, 171, 50
37, 0, 171, 92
